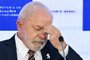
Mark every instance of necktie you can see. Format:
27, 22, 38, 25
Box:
28, 50, 35, 60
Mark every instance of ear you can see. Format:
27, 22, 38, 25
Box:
16, 20, 23, 31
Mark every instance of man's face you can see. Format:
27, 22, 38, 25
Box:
18, 11, 52, 51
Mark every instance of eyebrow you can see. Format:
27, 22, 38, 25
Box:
32, 25, 44, 29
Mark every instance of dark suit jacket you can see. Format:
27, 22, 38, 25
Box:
0, 35, 83, 60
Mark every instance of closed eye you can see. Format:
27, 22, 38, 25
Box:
33, 25, 44, 31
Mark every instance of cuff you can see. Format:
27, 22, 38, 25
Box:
59, 45, 69, 57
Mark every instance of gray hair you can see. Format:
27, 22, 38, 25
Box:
18, 1, 52, 21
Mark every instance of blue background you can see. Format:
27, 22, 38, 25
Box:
0, 0, 32, 30
83, 0, 90, 31
0, 0, 90, 31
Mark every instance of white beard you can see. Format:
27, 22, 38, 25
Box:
37, 39, 48, 51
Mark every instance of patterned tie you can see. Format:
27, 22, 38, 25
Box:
28, 50, 35, 60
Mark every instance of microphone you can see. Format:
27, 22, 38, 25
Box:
59, 36, 66, 60
59, 36, 64, 42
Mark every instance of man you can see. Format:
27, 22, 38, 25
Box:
0, 1, 83, 60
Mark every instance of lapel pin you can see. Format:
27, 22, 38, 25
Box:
46, 53, 50, 59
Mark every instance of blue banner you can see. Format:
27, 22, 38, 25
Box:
0, 0, 32, 30
83, 0, 90, 31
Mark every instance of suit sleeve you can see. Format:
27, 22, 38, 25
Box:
66, 46, 83, 60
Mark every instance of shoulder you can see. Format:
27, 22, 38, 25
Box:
0, 39, 10, 48
0, 35, 15, 48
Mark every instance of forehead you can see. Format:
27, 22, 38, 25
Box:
30, 17, 52, 28
28, 9, 52, 26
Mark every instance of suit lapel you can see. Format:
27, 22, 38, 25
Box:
4, 35, 17, 60
41, 41, 52, 60
41, 41, 61, 60
41, 49, 47, 60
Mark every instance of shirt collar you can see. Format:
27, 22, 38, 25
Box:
15, 33, 29, 58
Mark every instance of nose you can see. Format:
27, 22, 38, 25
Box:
38, 33, 48, 39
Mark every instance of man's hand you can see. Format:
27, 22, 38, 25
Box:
44, 25, 67, 52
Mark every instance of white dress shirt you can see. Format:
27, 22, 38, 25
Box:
15, 34, 69, 60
